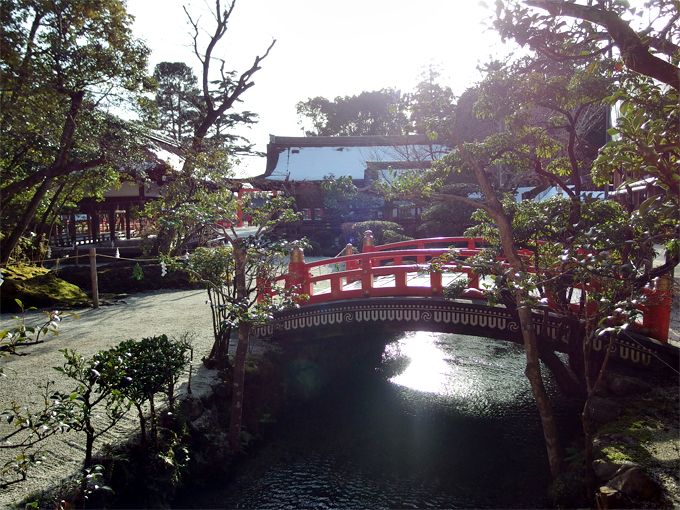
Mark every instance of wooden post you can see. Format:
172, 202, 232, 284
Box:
125, 208, 131, 239
642, 274, 672, 342
89, 248, 99, 309
286, 245, 308, 297
361, 230, 376, 253
108, 208, 116, 242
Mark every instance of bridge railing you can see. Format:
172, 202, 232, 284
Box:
371, 236, 488, 252
262, 232, 673, 342
271, 248, 483, 306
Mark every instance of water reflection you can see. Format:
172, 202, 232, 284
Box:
387, 331, 475, 398
180, 331, 578, 509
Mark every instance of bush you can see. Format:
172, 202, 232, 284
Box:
349, 221, 412, 246
114, 335, 192, 445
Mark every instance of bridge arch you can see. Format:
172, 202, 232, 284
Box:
253, 297, 674, 370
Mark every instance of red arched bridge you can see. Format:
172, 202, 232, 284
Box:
253, 233, 677, 371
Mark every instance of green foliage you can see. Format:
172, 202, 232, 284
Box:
443, 277, 469, 300
143, 62, 202, 144
0, 299, 62, 357
0, 0, 151, 260
113, 335, 191, 445
54, 348, 131, 465
296, 89, 410, 136
1, 382, 79, 488
349, 221, 411, 245
131, 263, 144, 281
163, 193, 303, 368
594, 79, 679, 203
320, 174, 359, 223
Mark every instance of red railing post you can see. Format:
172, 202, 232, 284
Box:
360, 256, 373, 297
256, 274, 273, 303
286, 245, 309, 297
362, 230, 376, 271
430, 270, 443, 295
468, 270, 480, 289
362, 230, 376, 253
642, 274, 672, 342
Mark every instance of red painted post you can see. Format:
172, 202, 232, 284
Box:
468, 270, 480, 289
344, 244, 360, 271
360, 256, 373, 297
286, 245, 309, 297
362, 230, 376, 253
362, 230, 376, 271
642, 274, 672, 342
430, 271, 443, 295
256, 270, 273, 303
236, 189, 244, 227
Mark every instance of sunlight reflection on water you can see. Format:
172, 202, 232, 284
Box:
387, 331, 476, 397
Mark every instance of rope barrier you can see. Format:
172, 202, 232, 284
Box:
0, 251, 189, 268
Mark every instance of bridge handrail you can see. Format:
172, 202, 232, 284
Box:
273, 248, 481, 284
373, 236, 487, 252
299, 261, 480, 304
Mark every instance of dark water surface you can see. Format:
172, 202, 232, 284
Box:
182, 332, 580, 509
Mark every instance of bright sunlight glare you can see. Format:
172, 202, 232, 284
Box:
388, 331, 475, 397
127, 1, 506, 175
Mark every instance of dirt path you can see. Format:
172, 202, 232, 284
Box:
0, 289, 218, 507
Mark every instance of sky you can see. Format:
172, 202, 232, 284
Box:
128, 0, 509, 176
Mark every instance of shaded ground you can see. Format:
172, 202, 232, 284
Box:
0, 289, 218, 507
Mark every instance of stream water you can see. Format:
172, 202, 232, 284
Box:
183, 331, 580, 508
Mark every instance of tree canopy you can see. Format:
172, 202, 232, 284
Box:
0, 0, 150, 263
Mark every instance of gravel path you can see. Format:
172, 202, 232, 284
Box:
0, 289, 218, 507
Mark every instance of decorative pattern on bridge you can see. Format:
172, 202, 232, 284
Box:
253, 297, 675, 370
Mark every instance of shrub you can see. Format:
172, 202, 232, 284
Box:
114, 335, 192, 445
349, 221, 412, 246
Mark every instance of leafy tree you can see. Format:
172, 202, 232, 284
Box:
0, 0, 150, 263
172, 192, 301, 452
297, 89, 410, 136
349, 220, 411, 245
143, 62, 202, 144
145, 0, 275, 255
1, 382, 78, 488
495, 0, 679, 90
409, 67, 458, 142
320, 174, 359, 224
485, 0, 680, 497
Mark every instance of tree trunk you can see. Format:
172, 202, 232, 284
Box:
1, 91, 84, 264
538, 343, 584, 398
228, 241, 250, 452
469, 154, 563, 477
2, 176, 54, 263
136, 404, 147, 446
228, 321, 251, 452
518, 303, 563, 478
